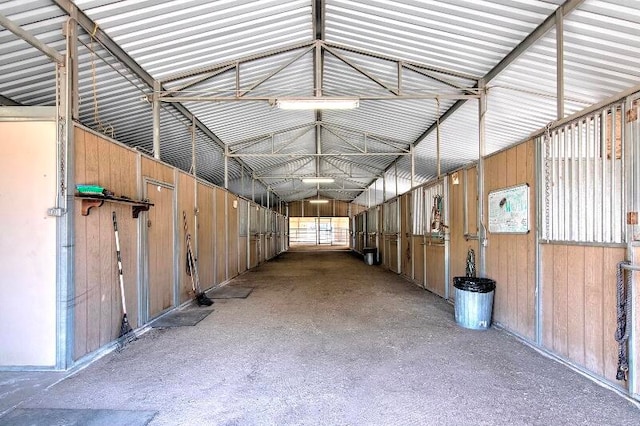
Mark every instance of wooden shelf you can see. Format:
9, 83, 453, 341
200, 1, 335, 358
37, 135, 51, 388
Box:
76, 194, 154, 218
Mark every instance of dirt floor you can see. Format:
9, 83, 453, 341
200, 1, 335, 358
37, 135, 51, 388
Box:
2, 250, 639, 425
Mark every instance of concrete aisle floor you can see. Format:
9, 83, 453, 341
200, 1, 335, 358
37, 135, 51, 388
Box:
2, 250, 640, 425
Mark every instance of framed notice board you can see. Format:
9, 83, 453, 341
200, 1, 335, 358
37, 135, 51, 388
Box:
488, 184, 530, 234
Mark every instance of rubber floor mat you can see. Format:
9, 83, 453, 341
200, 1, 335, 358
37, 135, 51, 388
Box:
2, 408, 157, 426
206, 286, 253, 299
151, 308, 213, 328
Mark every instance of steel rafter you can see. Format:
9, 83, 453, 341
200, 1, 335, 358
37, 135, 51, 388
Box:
378, 0, 586, 184
51, 0, 273, 195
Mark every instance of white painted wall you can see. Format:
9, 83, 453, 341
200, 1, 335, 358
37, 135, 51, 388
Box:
0, 120, 57, 367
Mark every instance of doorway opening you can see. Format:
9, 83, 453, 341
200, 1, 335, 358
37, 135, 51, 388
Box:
289, 217, 349, 247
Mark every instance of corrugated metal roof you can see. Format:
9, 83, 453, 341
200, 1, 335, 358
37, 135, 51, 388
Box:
2, 0, 640, 206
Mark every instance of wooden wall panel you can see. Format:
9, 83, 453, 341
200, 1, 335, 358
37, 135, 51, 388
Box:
401, 194, 412, 279
249, 239, 258, 268
227, 194, 239, 278
288, 200, 352, 217
466, 168, 478, 234
73, 128, 139, 360
288, 201, 302, 217
73, 127, 283, 361
425, 245, 446, 297
351, 203, 367, 216
141, 157, 174, 185
239, 237, 248, 272
413, 236, 425, 287
335, 201, 349, 217
196, 183, 215, 289
541, 244, 625, 388
146, 181, 175, 319
318, 201, 332, 217
178, 172, 196, 304
484, 140, 536, 340
215, 188, 226, 284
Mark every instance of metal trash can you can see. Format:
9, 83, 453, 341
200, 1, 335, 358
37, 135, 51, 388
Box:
363, 247, 376, 265
453, 277, 496, 330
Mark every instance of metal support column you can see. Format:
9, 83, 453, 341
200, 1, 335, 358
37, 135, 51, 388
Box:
152, 80, 161, 160
56, 14, 78, 369
410, 145, 415, 190
478, 79, 487, 277
395, 161, 398, 198
224, 145, 229, 189
191, 115, 197, 176
383, 175, 387, 203
556, 9, 565, 120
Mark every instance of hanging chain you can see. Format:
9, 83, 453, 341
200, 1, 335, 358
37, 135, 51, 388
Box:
615, 261, 631, 381
59, 119, 66, 198
544, 123, 553, 241
56, 62, 67, 201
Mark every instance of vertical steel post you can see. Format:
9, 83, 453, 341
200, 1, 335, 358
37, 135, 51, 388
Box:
395, 161, 398, 198
152, 80, 161, 160
556, 9, 565, 120
410, 144, 415, 190
478, 79, 487, 277
56, 14, 78, 370
383, 175, 387, 203
437, 99, 442, 178
191, 115, 197, 176
224, 145, 229, 189
241, 166, 245, 197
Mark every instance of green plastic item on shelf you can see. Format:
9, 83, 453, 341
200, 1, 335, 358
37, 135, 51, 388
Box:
76, 184, 105, 194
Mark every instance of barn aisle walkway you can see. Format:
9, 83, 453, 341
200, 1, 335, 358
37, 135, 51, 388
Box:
2, 250, 639, 425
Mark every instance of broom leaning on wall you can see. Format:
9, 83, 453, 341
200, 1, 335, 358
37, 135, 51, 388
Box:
112, 211, 136, 346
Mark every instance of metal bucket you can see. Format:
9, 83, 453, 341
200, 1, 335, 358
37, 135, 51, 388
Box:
363, 247, 376, 266
365, 252, 374, 265
453, 277, 495, 330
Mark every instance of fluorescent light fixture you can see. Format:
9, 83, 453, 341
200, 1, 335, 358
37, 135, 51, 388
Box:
309, 199, 329, 204
302, 177, 335, 184
276, 98, 359, 110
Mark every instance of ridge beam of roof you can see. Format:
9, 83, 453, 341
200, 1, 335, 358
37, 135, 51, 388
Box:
324, 45, 399, 96
160, 41, 316, 84
0, 13, 64, 64
52, 0, 273, 196
379, 0, 587, 185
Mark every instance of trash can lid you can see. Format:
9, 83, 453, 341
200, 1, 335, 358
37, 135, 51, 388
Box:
363, 247, 377, 253
453, 277, 496, 293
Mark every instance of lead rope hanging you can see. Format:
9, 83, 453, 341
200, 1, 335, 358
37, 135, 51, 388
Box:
615, 261, 631, 381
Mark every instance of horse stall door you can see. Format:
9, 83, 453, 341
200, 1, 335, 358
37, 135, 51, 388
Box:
145, 181, 175, 320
